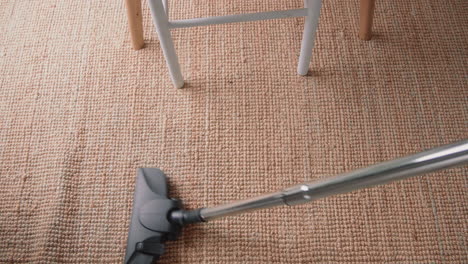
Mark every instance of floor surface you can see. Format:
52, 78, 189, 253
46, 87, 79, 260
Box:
0, 0, 467, 263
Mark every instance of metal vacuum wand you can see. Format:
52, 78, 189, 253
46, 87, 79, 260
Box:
188, 140, 468, 222
126, 140, 468, 263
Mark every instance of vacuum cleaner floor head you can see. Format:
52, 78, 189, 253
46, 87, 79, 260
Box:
124, 140, 467, 264
124, 168, 182, 264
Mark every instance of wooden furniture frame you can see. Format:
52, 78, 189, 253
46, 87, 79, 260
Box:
125, 0, 375, 88
359, 0, 376, 40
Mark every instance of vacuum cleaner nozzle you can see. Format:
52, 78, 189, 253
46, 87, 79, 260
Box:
124, 168, 202, 264
124, 140, 468, 263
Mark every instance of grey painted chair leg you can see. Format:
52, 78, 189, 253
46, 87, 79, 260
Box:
297, 0, 322, 76
148, 0, 184, 88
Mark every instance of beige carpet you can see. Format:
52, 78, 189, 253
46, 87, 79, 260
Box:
1, 0, 467, 263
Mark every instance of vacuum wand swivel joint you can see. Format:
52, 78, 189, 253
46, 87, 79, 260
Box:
170, 208, 205, 226
199, 140, 468, 221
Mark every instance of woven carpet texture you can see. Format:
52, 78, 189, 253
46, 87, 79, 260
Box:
0, 0, 467, 263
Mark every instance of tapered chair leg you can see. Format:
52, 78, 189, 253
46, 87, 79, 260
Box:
297, 0, 322, 76
148, 0, 184, 88
125, 0, 144, 50
359, 0, 375, 40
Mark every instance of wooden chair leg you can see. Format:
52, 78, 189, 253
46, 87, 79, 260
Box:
297, 0, 323, 76
359, 0, 375, 40
125, 0, 145, 50
148, 0, 184, 88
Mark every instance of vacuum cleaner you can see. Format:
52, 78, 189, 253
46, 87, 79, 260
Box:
124, 140, 468, 263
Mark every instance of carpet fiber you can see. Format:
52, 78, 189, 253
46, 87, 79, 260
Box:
0, 0, 467, 263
